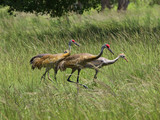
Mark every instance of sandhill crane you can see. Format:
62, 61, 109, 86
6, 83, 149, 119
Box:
30, 39, 80, 82
58, 44, 114, 88
84, 53, 128, 80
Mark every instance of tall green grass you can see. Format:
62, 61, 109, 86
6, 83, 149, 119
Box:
0, 5, 160, 120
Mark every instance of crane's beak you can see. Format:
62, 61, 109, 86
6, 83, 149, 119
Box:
124, 57, 128, 62
74, 42, 80, 47
108, 48, 114, 55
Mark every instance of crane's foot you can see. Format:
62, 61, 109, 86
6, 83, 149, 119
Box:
48, 77, 54, 83
54, 77, 58, 83
47, 72, 55, 83
82, 84, 88, 89
40, 76, 45, 83
41, 74, 48, 84
67, 79, 88, 89
92, 79, 98, 86
79, 83, 88, 89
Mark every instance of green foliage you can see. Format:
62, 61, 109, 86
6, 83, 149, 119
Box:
0, 0, 101, 17
2, 0, 76, 16
150, 0, 160, 5
1, 0, 160, 17
130, 0, 160, 6
0, 5, 160, 119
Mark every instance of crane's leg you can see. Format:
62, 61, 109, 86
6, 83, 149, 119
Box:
54, 67, 58, 82
67, 69, 76, 83
41, 68, 50, 83
67, 69, 88, 89
41, 70, 47, 83
77, 69, 88, 89
77, 69, 80, 83
94, 70, 98, 79
47, 71, 54, 83
93, 70, 99, 82
77, 69, 80, 94
92, 70, 99, 86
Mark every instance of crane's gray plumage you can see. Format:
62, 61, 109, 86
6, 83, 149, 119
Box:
84, 53, 128, 79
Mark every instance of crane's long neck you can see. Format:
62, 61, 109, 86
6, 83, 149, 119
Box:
63, 42, 72, 57
64, 41, 72, 56
104, 55, 121, 66
86, 46, 105, 62
95, 46, 105, 59
68, 42, 72, 53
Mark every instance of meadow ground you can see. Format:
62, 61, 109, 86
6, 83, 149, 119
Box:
0, 4, 160, 120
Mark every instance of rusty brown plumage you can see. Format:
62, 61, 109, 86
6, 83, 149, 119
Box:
30, 40, 80, 82
58, 53, 99, 71
30, 53, 69, 70
58, 44, 114, 88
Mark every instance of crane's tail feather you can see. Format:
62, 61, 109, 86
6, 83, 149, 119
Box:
30, 54, 47, 64
30, 56, 37, 64
32, 66, 35, 70
30, 54, 48, 69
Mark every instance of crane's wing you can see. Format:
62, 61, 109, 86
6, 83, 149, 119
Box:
30, 52, 69, 69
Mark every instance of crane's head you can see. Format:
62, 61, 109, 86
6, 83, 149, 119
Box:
69, 39, 80, 46
105, 44, 114, 55
119, 53, 128, 62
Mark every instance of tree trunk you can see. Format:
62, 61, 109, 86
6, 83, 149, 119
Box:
117, 0, 130, 11
101, 0, 112, 11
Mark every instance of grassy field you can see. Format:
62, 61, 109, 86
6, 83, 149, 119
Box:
0, 4, 160, 120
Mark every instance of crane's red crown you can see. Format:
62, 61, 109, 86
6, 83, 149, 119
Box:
72, 40, 75, 42
106, 44, 110, 48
